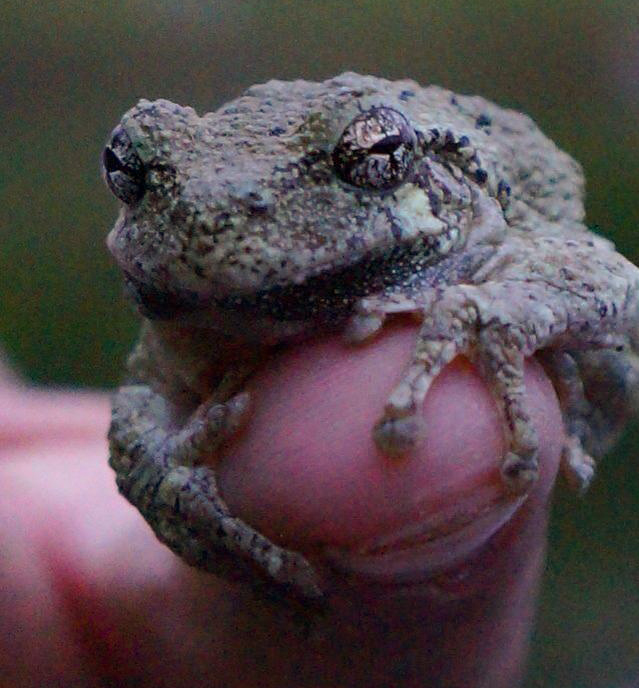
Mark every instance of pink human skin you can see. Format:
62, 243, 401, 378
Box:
0, 323, 562, 688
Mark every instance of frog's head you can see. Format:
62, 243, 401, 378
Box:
103, 73, 506, 332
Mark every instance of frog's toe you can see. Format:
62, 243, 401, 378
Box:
561, 436, 596, 493
169, 391, 251, 465
343, 312, 385, 344
373, 412, 426, 457
500, 450, 539, 494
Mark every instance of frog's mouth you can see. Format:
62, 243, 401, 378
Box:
123, 223, 472, 329
216, 247, 395, 323
217, 224, 474, 325
122, 272, 206, 320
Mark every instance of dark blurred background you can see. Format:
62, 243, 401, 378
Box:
2, 1, 638, 685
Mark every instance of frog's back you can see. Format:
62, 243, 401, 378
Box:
443, 88, 586, 235
244, 72, 587, 237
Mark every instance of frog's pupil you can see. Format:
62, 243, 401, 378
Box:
368, 135, 404, 155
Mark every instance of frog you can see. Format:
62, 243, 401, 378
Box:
103, 72, 639, 600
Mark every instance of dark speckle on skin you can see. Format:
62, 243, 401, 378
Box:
384, 207, 403, 241
475, 168, 488, 184
428, 190, 442, 216
497, 179, 511, 207
475, 113, 492, 128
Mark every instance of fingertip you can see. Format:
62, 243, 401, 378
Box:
218, 324, 563, 577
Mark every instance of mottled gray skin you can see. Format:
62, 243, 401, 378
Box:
104, 73, 639, 600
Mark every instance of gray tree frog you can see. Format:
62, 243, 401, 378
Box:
103, 73, 639, 600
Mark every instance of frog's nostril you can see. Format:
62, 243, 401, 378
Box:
246, 194, 274, 216
229, 184, 275, 217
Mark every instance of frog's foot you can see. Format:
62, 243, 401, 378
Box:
540, 350, 597, 492
478, 325, 541, 494
344, 294, 422, 344
166, 391, 251, 465
109, 385, 323, 599
372, 293, 477, 454
373, 336, 464, 456
371, 283, 568, 495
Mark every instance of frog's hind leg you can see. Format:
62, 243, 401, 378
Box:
541, 349, 639, 492
574, 349, 639, 456
109, 384, 323, 599
544, 349, 639, 491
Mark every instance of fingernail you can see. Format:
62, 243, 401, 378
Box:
322, 484, 526, 589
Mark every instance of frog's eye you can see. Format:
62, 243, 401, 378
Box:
332, 107, 416, 191
102, 126, 145, 204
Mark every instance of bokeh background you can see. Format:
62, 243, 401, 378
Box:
2, 1, 638, 685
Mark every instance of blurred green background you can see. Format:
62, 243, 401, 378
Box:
2, 1, 638, 685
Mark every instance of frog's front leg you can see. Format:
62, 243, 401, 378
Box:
108, 383, 323, 599
355, 281, 626, 494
